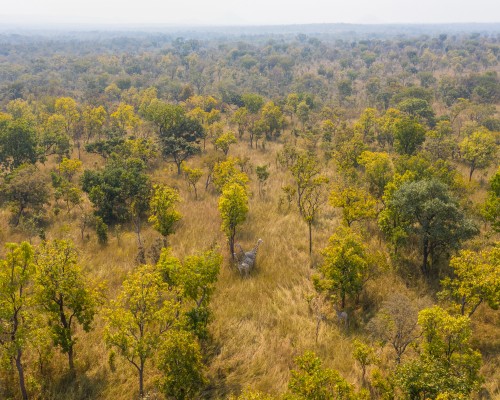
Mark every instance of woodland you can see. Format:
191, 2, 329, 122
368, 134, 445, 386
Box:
0, 26, 499, 399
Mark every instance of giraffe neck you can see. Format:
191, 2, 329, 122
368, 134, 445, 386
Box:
251, 241, 261, 255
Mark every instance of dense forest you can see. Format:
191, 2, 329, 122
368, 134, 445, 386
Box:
0, 25, 499, 399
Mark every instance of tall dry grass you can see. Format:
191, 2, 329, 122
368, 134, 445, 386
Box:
0, 134, 498, 399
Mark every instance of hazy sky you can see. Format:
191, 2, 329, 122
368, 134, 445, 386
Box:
1, 0, 499, 25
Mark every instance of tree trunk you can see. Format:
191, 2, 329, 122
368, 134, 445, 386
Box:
15, 350, 28, 400
68, 344, 75, 372
229, 232, 235, 260
422, 237, 429, 275
469, 164, 475, 181
138, 363, 144, 398
308, 221, 313, 256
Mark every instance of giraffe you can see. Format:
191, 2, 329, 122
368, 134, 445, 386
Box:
234, 239, 263, 277
334, 304, 348, 329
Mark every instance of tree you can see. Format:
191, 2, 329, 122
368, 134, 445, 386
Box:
296, 101, 310, 129
439, 247, 500, 317
397, 97, 435, 127
357, 151, 394, 199
181, 163, 204, 200
212, 157, 249, 193
329, 185, 377, 227
241, 93, 264, 114
396, 307, 482, 399
218, 182, 249, 259
1, 164, 49, 226
287, 351, 355, 400
313, 226, 369, 309
54, 97, 80, 138
110, 103, 139, 135
290, 152, 321, 215
157, 330, 206, 399
39, 114, 72, 160
82, 156, 151, 223
143, 100, 204, 174
424, 120, 456, 161
158, 247, 221, 337
230, 107, 249, 139
35, 240, 103, 371
459, 128, 497, 181
0, 117, 39, 171
215, 131, 237, 155
149, 184, 182, 246
261, 101, 284, 140
0, 242, 35, 400
52, 158, 83, 213
482, 167, 500, 231
368, 293, 420, 363
255, 165, 270, 197
104, 263, 181, 398
394, 117, 426, 155
379, 179, 477, 275
352, 340, 376, 384
82, 105, 107, 142
353, 108, 377, 142
299, 176, 329, 255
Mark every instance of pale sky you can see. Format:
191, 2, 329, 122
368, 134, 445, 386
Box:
1, 0, 499, 26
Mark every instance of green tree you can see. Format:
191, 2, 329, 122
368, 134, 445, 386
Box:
212, 157, 249, 193
0, 242, 35, 400
352, 339, 376, 384
230, 107, 249, 139
39, 113, 72, 161
300, 175, 329, 255
482, 167, 500, 231
394, 117, 426, 155
287, 351, 355, 400
149, 184, 182, 246
357, 151, 394, 199
1, 164, 49, 226
261, 101, 284, 140
241, 93, 264, 114
353, 108, 377, 142
255, 164, 270, 197
110, 102, 139, 135
218, 182, 249, 259
313, 226, 368, 309
296, 101, 310, 130
379, 179, 477, 275
182, 163, 204, 200
157, 330, 206, 400
82, 105, 107, 142
424, 120, 456, 161
158, 247, 221, 337
215, 131, 238, 155
0, 116, 39, 171
396, 306, 482, 399
104, 263, 182, 398
290, 152, 321, 215
54, 97, 80, 138
82, 156, 151, 223
143, 100, 204, 174
459, 128, 497, 181
35, 240, 103, 371
439, 247, 500, 317
397, 97, 435, 127
330, 185, 377, 227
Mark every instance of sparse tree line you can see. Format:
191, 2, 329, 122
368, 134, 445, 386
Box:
0, 239, 221, 399
0, 30, 498, 399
